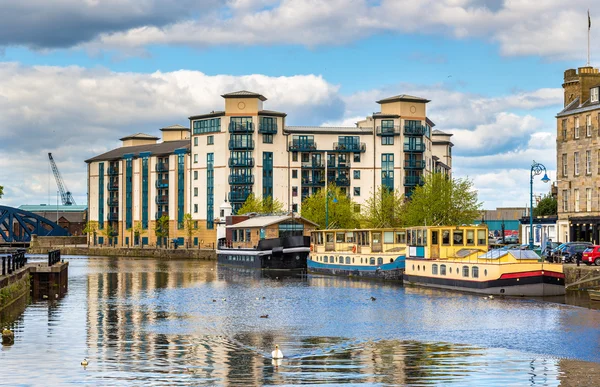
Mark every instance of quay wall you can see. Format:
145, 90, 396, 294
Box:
0, 267, 30, 314
27, 246, 216, 260
564, 265, 600, 289
30, 235, 87, 247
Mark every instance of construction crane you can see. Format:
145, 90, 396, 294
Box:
48, 153, 76, 206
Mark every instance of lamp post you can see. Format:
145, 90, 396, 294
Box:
529, 160, 551, 250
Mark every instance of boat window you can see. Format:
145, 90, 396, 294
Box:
396, 231, 406, 244
453, 230, 464, 246
466, 230, 475, 245
346, 232, 355, 243
432, 264, 438, 275
442, 230, 450, 245
330, 256, 334, 263
384, 232, 394, 244
232, 231, 238, 242
336, 232, 345, 243
449, 267, 452, 274
360, 231, 370, 246
372, 233, 381, 244
407, 230, 413, 245
370, 257, 375, 265
324, 256, 328, 263
477, 229, 486, 245
423, 230, 427, 245
472, 266, 479, 278
417, 230, 423, 246
412, 264, 415, 270
377, 257, 383, 265
462, 266, 469, 277
353, 258, 355, 263
246, 229, 252, 242
326, 233, 334, 243
339, 256, 343, 264
346, 256, 351, 264
431, 230, 439, 245
361, 258, 363, 264
317, 232, 324, 244
440, 264, 446, 275
417, 265, 420, 271
390, 258, 394, 263
484, 269, 487, 276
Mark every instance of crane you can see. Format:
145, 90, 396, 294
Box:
48, 152, 76, 206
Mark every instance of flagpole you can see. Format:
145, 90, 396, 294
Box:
588, 10, 591, 66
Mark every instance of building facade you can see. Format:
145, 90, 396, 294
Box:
557, 66, 600, 243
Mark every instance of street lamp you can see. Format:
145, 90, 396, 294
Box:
529, 160, 551, 250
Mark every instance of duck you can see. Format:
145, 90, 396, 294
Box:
488, 295, 494, 300
272, 344, 283, 359
260, 314, 269, 318
81, 359, 89, 367
212, 299, 217, 302
370, 296, 376, 301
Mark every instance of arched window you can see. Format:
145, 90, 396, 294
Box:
370, 257, 375, 265
472, 266, 479, 278
377, 257, 383, 265
324, 256, 328, 263
432, 264, 438, 275
462, 266, 469, 277
339, 256, 343, 263
440, 264, 447, 275
346, 256, 351, 264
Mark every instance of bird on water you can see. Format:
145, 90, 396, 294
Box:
81, 359, 89, 366
272, 344, 283, 359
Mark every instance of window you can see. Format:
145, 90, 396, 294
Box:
354, 187, 360, 196
453, 230, 463, 245
353, 170, 360, 179
194, 187, 198, 197
301, 153, 310, 163
562, 119, 567, 141
346, 257, 350, 264
194, 137, 198, 146
587, 150, 591, 174
194, 204, 198, 213
466, 230, 474, 245
432, 264, 438, 275
575, 117, 580, 139
354, 153, 361, 162
563, 189, 569, 212
587, 188, 592, 212
472, 266, 479, 278
370, 258, 375, 265
263, 134, 273, 143
292, 170, 298, 179
562, 153, 567, 177
194, 171, 198, 180
442, 230, 450, 245
440, 264, 447, 275
462, 266, 469, 277
207, 135, 214, 145
193, 118, 221, 134
575, 189, 580, 212
592, 87, 599, 103
587, 115, 592, 136
396, 231, 406, 244
477, 230, 486, 245
292, 152, 298, 162
574, 152, 580, 175
382, 136, 394, 145
382, 154, 394, 190
292, 203, 298, 212
377, 257, 383, 265
194, 154, 198, 163
292, 186, 298, 197
354, 204, 361, 213
246, 229, 251, 242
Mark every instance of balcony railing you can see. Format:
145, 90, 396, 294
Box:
333, 142, 366, 152
404, 125, 426, 136
376, 126, 401, 136
155, 195, 169, 204
403, 143, 426, 152
335, 177, 350, 186
288, 141, 317, 152
229, 140, 255, 150
229, 158, 255, 167
107, 167, 119, 176
327, 161, 351, 169
301, 160, 325, 168
258, 124, 277, 134
229, 122, 254, 133
107, 182, 119, 191
107, 213, 119, 221
229, 175, 255, 185
229, 191, 252, 202
404, 160, 426, 169
405, 176, 423, 186
301, 178, 325, 186
107, 198, 119, 206
155, 211, 168, 219
156, 162, 169, 172
155, 179, 169, 189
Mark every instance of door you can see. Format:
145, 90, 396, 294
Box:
372, 232, 382, 253
431, 230, 440, 259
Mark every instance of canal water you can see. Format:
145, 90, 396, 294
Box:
1, 257, 600, 386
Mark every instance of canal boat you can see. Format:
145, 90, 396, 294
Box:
308, 228, 406, 281
588, 289, 600, 301
403, 225, 565, 297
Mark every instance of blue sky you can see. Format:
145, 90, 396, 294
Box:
0, 0, 595, 209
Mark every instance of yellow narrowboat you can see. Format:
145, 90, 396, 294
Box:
403, 225, 565, 297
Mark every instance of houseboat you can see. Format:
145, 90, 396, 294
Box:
216, 213, 316, 272
308, 228, 406, 281
403, 225, 565, 297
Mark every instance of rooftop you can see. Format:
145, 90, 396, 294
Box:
432, 129, 452, 136
376, 94, 431, 104
160, 124, 189, 131
221, 90, 267, 101
227, 215, 318, 229
19, 204, 88, 212
85, 140, 189, 163
285, 126, 373, 134
119, 133, 160, 141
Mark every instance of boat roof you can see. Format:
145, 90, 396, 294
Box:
227, 215, 319, 229
478, 250, 540, 260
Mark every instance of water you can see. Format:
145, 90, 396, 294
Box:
1, 257, 600, 386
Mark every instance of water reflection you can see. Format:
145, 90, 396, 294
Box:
1, 258, 600, 386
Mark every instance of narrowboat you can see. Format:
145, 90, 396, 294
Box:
403, 225, 565, 297
308, 228, 406, 281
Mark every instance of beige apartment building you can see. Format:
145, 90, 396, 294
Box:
556, 66, 600, 243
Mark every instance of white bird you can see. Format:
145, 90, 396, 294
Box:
272, 344, 283, 359
489, 295, 494, 299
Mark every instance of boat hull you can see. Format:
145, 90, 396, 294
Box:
588, 290, 600, 301
308, 258, 405, 282
217, 236, 309, 271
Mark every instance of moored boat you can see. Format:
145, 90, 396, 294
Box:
588, 289, 600, 301
403, 225, 565, 297
308, 228, 406, 281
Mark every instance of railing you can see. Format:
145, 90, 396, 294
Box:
107, 198, 119, 206
302, 178, 325, 186
156, 162, 169, 172
155, 211, 168, 219
335, 177, 350, 186
229, 191, 252, 202
376, 126, 401, 136
107, 213, 119, 221
288, 141, 317, 151
1, 251, 27, 276
155, 179, 169, 189
333, 142, 366, 152
155, 195, 169, 204
48, 250, 60, 266
229, 122, 254, 133
229, 140, 255, 150
107, 182, 119, 191
302, 160, 325, 168
403, 143, 426, 152
404, 160, 426, 169
258, 124, 277, 134
404, 125, 427, 135
229, 175, 255, 185
327, 162, 351, 169
229, 158, 255, 167
404, 176, 422, 186
107, 166, 119, 176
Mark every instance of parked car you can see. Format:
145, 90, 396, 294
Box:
504, 236, 519, 244
542, 241, 561, 259
560, 242, 593, 263
582, 246, 600, 266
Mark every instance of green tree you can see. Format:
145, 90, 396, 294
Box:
361, 186, 407, 228
182, 213, 194, 248
0, 185, 3, 198
403, 173, 482, 226
155, 215, 170, 247
300, 186, 360, 229
237, 194, 284, 214
82, 221, 97, 247
101, 224, 115, 246
533, 194, 557, 216
134, 222, 147, 247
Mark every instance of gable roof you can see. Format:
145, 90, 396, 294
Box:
221, 90, 267, 101
85, 140, 190, 163
119, 133, 160, 141
432, 129, 453, 136
376, 94, 431, 104
161, 124, 189, 131
226, 215, 319, 228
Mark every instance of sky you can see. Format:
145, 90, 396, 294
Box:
0, 0, 596, 210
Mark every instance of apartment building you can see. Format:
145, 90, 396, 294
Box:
556, 66, 600, 243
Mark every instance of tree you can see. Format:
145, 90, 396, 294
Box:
82, 221, 97, 247
300, 186, 360, 229
182, 213, 194, 248
534, 194, 557, 216
237, 194, 284, 214
403, 173, 482, 226
101, 224, 115, 246
0, 185, 3, 198
155, 215, 170, 247
361, 186, 407, 228
134, 222, 147, 247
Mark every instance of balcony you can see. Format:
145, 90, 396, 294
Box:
403, 143, 425, 152
107, 182, 119, 191
404, 125, 426, 136
327, 161, 351, 169
258, 123, 277, 134
107, 213, 119, 221
301, 160, 325, 169
288, 141, 317, 152
229, 175, 254, 185
404, 176, 423, 186
228, 140, 255, 150
229, 191, 252, 202
107, 198, 119, 206
107, 166, 119, 176
155, 195, 169, 204
156, 162, 169, 172
229, 122, 254, 133
376, 126, 401, 136
229, 158, 255, 167
301, 178, 325, 187
155, 179, 169, 189
155, 211, 168, 219
333, 142, 366, 152
404, 160, 426, 169
335, 177, 350, 186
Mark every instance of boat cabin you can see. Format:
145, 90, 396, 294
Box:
406, 225, 489, 260
223, 215, 317, 249
311, 228, 408, 255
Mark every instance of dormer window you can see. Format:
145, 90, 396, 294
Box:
591, 87, 599, 103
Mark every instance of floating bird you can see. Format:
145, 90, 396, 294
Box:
81, 359, 88, 367
370, 296, 376, 301
222, 298, 226, 301
272, 344, 283, 359
483, 296, 488, 300
212, 299, 216, 302
260, 314, 269, 318
262, 296, 266, 300
488, 295, 494, 300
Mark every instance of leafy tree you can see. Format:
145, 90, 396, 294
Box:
361, 186, 407, 228
101, 224, 116, 246
300, 185, 360, 229
403, 173, 482, 226
0, 185, 3, 198
237, 194, 284, 214
134, 222, 147, 247
155, 215, 170, 247
182, 213, 194, 248
82, 221, 97, 247
533, 194, 557, 216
